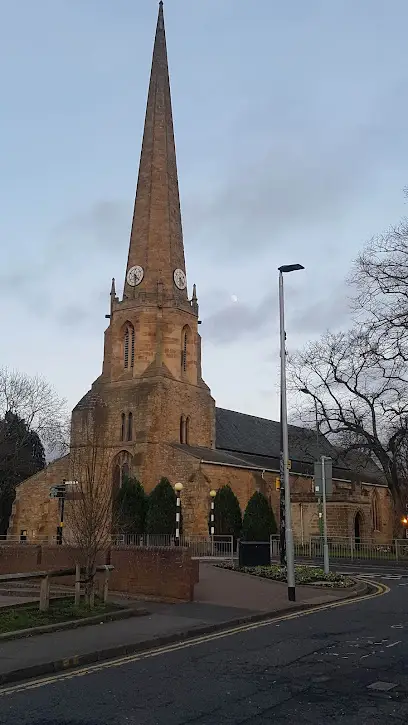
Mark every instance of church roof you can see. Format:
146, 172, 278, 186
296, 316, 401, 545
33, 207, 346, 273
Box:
215, 407, 338, 463
214, 407, 386, 485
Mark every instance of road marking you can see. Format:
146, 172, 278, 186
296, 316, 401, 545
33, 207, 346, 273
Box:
0, 580, 389, 698
386, 640, 401, 648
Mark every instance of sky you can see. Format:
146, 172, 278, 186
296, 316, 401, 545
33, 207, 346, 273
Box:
2, 0, 408, 423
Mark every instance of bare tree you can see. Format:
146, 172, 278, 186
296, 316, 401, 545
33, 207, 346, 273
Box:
289, 328, 408, 523
0, 367, 67, 450
65, 399, 114, 607
350, 217, 408, 362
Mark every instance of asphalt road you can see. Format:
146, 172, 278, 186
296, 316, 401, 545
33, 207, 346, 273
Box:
1, 578, 408, 725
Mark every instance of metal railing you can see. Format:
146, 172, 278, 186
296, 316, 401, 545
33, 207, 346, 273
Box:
110, 533, 234, 562
270, 535, 408, 563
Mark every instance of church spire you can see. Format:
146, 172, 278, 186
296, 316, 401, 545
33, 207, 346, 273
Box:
123, 1, 187, 303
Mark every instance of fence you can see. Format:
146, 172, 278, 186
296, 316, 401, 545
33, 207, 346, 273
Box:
270, 535, 408, 563
110, 534, 234, 562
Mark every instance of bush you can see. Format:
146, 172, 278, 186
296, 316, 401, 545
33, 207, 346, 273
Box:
145, 477, 177, 535
242, 491, 277, 541
212, 484, 242, 541
115, 475, 147, 534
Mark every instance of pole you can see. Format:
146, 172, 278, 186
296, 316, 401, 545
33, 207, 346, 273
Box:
279, 271, 296, 602
321, 456, 329, 574
175, 492, 181, 546
313, 399, 324, 538
279, 395, 286, 566
210, 498, 215, 557
57, 480, 66, 545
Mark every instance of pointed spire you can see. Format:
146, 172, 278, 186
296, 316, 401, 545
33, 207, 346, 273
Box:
124, 1, 187, 302
191, 283, 198, 316
110, 277, 116, 315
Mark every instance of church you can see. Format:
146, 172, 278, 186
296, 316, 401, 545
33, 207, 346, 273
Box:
9, 3, 393, 544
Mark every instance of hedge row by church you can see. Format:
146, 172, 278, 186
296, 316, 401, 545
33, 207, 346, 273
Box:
115, 477, 277, 541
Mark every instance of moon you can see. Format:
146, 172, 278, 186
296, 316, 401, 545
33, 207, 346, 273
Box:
231, 294, 238, 303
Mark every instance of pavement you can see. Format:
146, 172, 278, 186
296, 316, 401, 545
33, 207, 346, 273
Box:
0, 572, 403, 724
0, 563, 361, 686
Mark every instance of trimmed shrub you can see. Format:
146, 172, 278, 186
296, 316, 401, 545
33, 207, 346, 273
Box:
145, 477, 177, 535
212, 484, 242, 541
242, 491, 277, 541
115, 475, 147, 534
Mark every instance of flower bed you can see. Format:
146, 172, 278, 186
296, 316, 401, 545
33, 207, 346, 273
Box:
215, 563, 354, 588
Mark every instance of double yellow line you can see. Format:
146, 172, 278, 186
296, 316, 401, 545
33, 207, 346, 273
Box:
0, 580, 389, 697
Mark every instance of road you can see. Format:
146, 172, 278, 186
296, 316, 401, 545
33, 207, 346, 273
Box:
1, 577, 408, 724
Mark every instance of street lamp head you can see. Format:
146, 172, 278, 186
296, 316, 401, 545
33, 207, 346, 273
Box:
278, 263, 304, 274
174, 482, 183, 492
209, 489, 217, 498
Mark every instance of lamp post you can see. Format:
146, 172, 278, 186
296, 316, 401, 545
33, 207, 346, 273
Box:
300, 388, 323, 537
210, 489, 217, 557
321, 455, 330, 574
174, 482, 183, 546
279, 263, 304, 602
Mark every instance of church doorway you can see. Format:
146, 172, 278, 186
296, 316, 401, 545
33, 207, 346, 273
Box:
354, 512, 363, 545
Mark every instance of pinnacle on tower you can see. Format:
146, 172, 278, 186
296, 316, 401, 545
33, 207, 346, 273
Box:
123, 1, 187, 303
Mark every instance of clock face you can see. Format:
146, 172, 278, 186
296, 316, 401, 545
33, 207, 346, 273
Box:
127, 265, 144, 287
173, 268, 187, 290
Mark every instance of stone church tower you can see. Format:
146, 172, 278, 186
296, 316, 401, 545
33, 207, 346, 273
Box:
71, 1, 215, 493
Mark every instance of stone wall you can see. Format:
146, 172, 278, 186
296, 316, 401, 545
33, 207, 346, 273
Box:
0, 544, 198, 602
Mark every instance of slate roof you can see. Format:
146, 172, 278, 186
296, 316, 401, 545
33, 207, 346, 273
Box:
214, 407, 386, 486
215, 408, 339, 463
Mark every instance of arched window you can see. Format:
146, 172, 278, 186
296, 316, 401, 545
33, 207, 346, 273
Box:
180, 415, 185, 444
120, 413, 125, 441
124, 323, 135, 369
372, 493, 381, 531
127, 412, 133, 442
112, 450, 132, 495
185, 416, 190, 445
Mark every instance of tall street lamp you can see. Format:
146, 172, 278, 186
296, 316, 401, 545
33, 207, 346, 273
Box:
300, 388, 324, 537
279, 263, 304, 602
174, 482, 183, 545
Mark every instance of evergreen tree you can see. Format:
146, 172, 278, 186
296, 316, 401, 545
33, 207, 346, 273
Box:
242, 491, 277, 541
0, 411, 45, 535
212, 484, 242, 541
115, 475, 147, 534
145, 477, 177, 535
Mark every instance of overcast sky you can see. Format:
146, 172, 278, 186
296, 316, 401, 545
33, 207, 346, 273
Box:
2, 0, 408, 423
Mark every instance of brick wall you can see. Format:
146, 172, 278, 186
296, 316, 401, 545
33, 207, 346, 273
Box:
0, 545, 40, 574
110, 546, 199, 602
0, 545, 199, 602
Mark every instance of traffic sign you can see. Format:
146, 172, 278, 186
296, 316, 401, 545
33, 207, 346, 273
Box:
314, 458, 333, 497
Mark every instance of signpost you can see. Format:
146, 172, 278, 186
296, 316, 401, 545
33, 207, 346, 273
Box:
50, 482, 66, 545
313, 457, 332, 574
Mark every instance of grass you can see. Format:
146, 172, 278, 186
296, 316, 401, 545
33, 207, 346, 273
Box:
0, 597, 123, 635
216, 563, 355, 588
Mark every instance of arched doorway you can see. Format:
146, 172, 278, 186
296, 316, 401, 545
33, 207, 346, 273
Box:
354, 512, 363, 545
